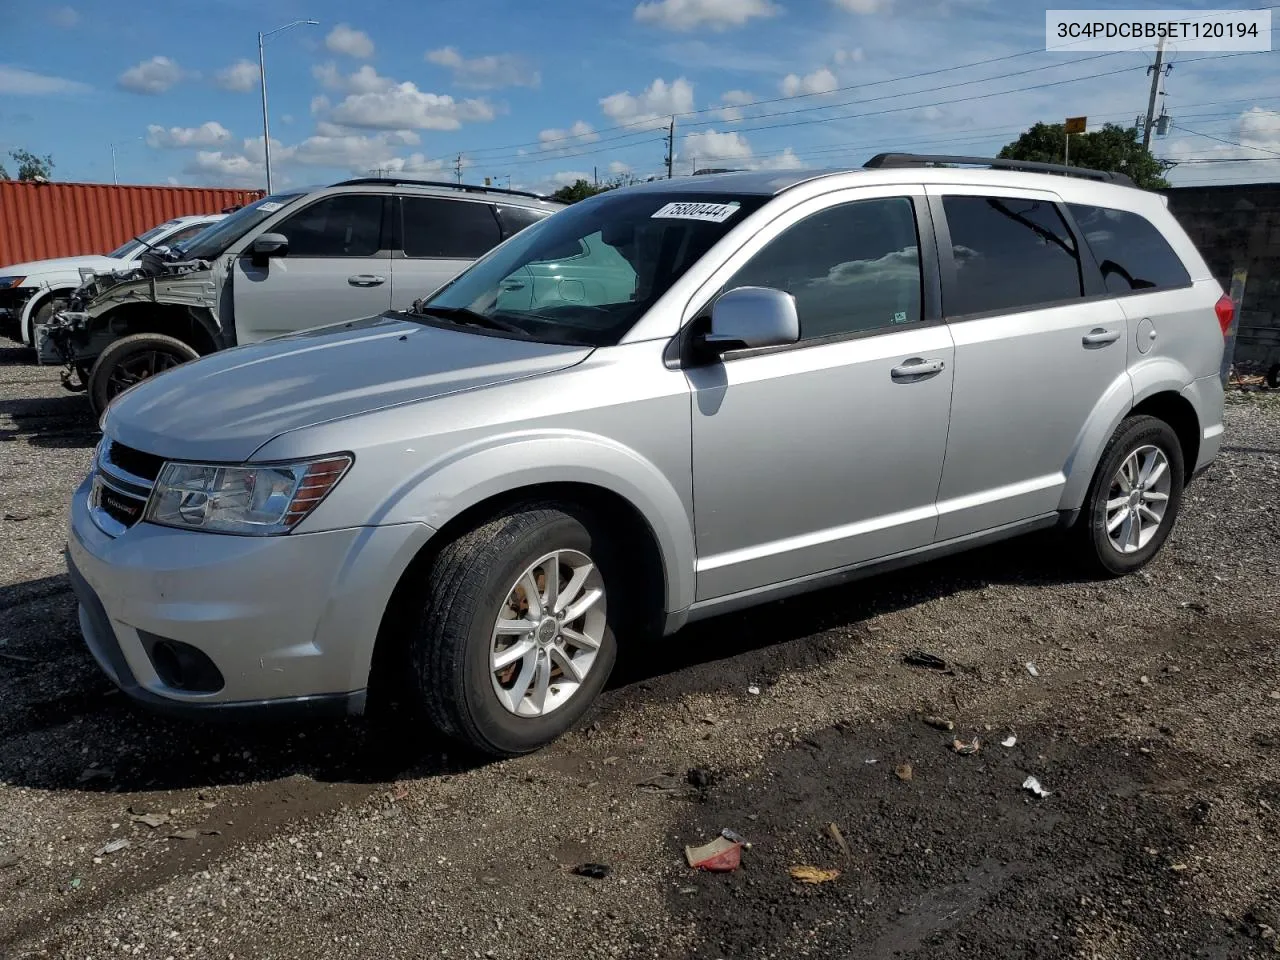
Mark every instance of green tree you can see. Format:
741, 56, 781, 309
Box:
998, 122, 1170, 189
550, 178, 612, 204
5, 149, 55, 180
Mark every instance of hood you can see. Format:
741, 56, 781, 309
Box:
103, 313, 593, 463
2, 255, 125, 279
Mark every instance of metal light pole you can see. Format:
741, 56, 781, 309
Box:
258, 18, 318, 194
109, 136, 144, 185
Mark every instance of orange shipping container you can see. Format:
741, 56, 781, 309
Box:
0, 180, 265, 266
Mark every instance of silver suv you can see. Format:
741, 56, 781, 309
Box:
38, 177, 561, 415
66, 154, 1230, 756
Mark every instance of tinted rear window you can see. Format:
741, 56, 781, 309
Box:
402, 197, 502, 258
1067, 203, 1191, 294
942, 195, 1083, 317
496, 204, 550, 238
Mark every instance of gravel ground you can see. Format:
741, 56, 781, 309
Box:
1, 345, 1278, 959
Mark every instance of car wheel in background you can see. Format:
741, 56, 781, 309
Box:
411, 502, 620, 757
1077, 414, 1186, 578
87, 333, 200, 419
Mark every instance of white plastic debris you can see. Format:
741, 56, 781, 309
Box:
1025, 662, 1039, 677
1001, 735, 1017, 748
1022, 776, 1052, 798
747, 685, 760, 696
95, 839, 130, 856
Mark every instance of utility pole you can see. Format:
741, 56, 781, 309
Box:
593, 165, 598, 187
664, 116, 676, 179
258, 19, 319, 194
1142, 36, 1168, 149
454, 154, 463, 184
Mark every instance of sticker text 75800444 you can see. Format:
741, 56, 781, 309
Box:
650, 201, 741, 223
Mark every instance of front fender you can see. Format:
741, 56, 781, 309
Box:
372, 429, 697, 616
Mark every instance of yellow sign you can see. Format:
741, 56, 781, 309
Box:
1064, 116, 1087, 134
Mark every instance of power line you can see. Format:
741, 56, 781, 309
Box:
1171, 122, 1280, 157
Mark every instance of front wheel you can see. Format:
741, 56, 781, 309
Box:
1077, 414, 1186, 577
411, 503, 620, 757
87, 333, 199, 418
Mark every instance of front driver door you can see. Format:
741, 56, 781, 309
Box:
232, 193, 391, 343
688, 188, 956, 602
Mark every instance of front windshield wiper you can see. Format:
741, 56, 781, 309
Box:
406, 302, 530, 336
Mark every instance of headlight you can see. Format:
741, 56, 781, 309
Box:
144, 454, 353, 535
0, 276, 27, 289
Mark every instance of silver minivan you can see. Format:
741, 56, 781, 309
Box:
66, 155, 1230, 756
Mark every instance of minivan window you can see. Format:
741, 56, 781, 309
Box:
417, 191, 769, 346
1067, 203, 1191, 294
402, 197, 501, 258
496, 204, 550, 238
182, 192, 305, 261
722, 197, 922, 340
942, 195, 1082, 317
276, 194, 383, 258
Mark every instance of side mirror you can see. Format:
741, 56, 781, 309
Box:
250, 233, 289, 265
697, 286, 799, 356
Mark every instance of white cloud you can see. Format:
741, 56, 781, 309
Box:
214, 59, 259, 92
118, 56, 184, 95
310, 95, 331, 115
600, 77, 694, 130
755, 147, 804, 170
634, 0, 780, 31
146, 121, 233, 149
608, 160, 632, 175
314, 62, 394, 94
0, 64, 90, 95
1162, 107, 1280, 184
719, 88, 754, 120
425, 47, 540, 89
538, 120, 598, 150
684, 129, 754, 165
327, 82, 496, 131
831, 0, 892, 12
326, 24, 374, 59
50, 6, 79, 27
780, 66, 838, 97
833, 47, 865, 64
281, 113, 295, 125
185, 150, 263, 185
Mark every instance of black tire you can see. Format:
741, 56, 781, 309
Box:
412, 502, 622, 757
25, 295, 64, 348
1076, 414, 1185, 577
87, 333, 199, 418
1266, 363, 1280, 390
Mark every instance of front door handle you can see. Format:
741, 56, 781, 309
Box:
1082, 328, 1121, 346
348, 274, 386, 287
891, 357, 946, 381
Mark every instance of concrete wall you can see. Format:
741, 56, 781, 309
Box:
1162, 183, 1280, 369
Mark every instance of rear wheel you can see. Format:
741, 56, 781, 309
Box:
87, 333, 199, 418
1266, 363, 1280, 389
1076, 414, 1185, 577
411, 502, 620, 757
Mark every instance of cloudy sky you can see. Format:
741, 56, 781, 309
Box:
1, 0, 1277, 193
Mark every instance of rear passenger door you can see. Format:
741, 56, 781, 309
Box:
389, 196, 503, 310
232, 193, 391, 343
929, 188, 1130, 540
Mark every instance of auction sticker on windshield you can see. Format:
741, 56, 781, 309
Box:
258, 202, 284, 213
651, 201, 741, 223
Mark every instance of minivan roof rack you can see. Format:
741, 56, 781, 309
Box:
863, 153, 1136, 187
332, 177, 552, 201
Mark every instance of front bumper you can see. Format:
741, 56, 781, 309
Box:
67, 473, 433, 717
0, 286, 38, 340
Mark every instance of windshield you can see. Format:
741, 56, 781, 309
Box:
106, 223, 171, 260
179, 193, 305, 261
418, 190, 768, 346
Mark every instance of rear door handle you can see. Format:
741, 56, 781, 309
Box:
890, 357, 946, 381
1082, 328, 1121, 346
348, 274, 386, 287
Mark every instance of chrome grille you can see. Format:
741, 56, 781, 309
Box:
90, 439, 159, 537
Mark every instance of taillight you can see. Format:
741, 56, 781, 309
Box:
1214, 294, 1234, 336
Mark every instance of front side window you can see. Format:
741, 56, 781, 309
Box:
1067, 203, 1191, 294
276, 194, 383, 258
418, 191, 768, 346
402, 197, 501, 258
721, 196, 923, 340
942, 195, 1083, 317
183, 192, 306, 260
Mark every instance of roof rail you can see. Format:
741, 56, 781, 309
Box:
863, 153, 1136, 187
332, 177, 553, 201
